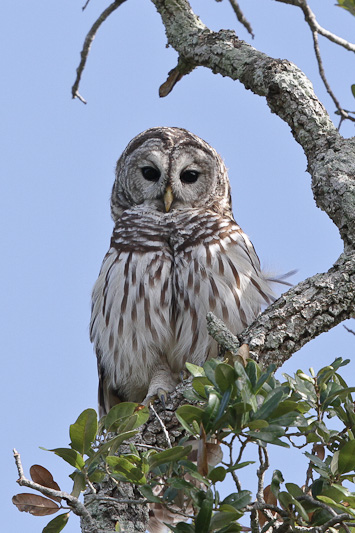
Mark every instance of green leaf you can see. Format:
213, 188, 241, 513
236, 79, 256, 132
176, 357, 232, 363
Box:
317, 496, 355, 517
247, 425, 288, 447
228, 460, 255, 471
148, 446, 191, 470
321, 484, 351, 503
305, 452, 329, 471
192, 377, 213, 399
338, 440, 355, 474
248, 419, 269, 430
293, 499, 310, 521
176, 405, 204, 434
86, 430, 138, 466
69, 409, 97, 455
296, 371, 314, 383
208, 466, 226, 483
271, 469, 284, 498
186, 362, 205, 377
278, 491, 293, 509
330, 450, 339, 475
215, 363, 235, 393
222, 490, 252, 510
210, 511, 242, 530
88, 469, 105, 483
275, 400, 310, 416
214, 389, 232, 425
195, 497, 213, 533
202, 392, 220, 430
69, 471, 86, 498
337, 0, 355, 17
167, 477, 196, 490
310, 508, 334, 526
253, 364, 276, 393
106, 456, 146, 484
104, 403, 149, 432
169, 523, 195, 533
352, 84, 355, 99
139, 485, 161, 503
285, 483, 304, 498
251, 389, 287, 421
42, 513, 70, 533
42, 448, 85, 470
270, 411, 307, 428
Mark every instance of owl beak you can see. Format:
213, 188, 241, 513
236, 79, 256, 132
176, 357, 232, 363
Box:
164, 185, 174, 212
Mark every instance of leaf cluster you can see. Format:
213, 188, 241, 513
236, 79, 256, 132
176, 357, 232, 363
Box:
12, 357, 355, 533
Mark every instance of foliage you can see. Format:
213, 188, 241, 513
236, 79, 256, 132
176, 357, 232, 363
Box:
12, 357, 355, 533
337, 0, 355, 17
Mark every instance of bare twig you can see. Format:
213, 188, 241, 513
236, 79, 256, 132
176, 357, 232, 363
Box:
278, 0, 355, 52
256, 447, 269, 504
131, 443, 166, 451
227, 0, 254, 38
149, 404, 172, 448
13, 449, 95, 525
275, 0, 355, 126
82, 0, 92, 10
311, 29, 354, 129
225, 435, 242, 491
344, 324, 355, 336
72, 0, 127, 102
246, 502, 287, 516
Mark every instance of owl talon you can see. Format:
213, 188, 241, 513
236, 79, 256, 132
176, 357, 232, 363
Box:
180, 369, 189, 382
157, 388, 167, 409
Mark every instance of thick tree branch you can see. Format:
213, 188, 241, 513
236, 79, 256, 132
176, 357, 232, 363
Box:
208, 253, 355, 367
151, 0, 355, 251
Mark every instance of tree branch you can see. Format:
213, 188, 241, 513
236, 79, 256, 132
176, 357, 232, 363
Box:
275, 0, 355, 128
151, 0, 355, 252
226, 0, 254, 38
72, 0, 127, 103
13, 449, 95, 528
208, 253, 355, 368
275, 0, 355, 53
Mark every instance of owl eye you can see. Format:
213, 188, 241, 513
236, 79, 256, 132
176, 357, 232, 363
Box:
180, 170, 200, 184
141, 166, 161, 182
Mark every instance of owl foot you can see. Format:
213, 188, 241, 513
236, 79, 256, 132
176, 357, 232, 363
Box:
157, 388, 167, 408
142, 388, 168, 408
180, 369, 189, 381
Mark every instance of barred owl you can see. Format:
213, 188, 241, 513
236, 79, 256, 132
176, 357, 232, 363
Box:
90, 127, 274, 418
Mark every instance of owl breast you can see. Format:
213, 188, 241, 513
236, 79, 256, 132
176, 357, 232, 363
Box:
91, 205, 273, 407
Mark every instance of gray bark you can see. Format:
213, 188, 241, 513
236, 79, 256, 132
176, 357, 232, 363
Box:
81, 387, 187, 532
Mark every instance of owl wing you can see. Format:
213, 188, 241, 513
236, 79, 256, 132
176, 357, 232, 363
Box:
90, 210, 177, 416
167, 211, 274, 370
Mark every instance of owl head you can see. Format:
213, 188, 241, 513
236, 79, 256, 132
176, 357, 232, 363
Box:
110, 127, 232, 221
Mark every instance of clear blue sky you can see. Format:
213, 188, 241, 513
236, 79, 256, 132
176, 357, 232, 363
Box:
2, 1, 354, 531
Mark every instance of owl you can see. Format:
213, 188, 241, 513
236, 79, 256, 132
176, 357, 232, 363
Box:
90, 127, 275, 418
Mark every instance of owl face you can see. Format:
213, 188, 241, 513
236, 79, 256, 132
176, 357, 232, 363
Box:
111, 127, 232, 220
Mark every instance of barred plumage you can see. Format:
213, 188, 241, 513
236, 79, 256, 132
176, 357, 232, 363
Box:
90, 127, 274, 416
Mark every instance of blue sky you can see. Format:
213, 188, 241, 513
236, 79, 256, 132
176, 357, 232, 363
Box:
2, 1, 354, 531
